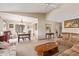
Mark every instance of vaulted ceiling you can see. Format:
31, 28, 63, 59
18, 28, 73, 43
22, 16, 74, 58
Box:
0, 3, 61, 22
0, 3, 60, 13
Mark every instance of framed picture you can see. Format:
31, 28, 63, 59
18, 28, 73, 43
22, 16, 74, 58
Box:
45, 24, 52, 33
64, 18, 79, 28
9, 24, 14, 28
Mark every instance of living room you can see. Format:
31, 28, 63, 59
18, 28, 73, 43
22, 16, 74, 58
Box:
0, 3, 79, 56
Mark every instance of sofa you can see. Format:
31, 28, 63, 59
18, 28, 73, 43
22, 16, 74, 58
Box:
56, 32, 79, 56
0, 31, 11, 42
58, 44, 79, 56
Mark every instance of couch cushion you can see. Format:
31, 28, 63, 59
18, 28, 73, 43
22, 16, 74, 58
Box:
71, 44, 79, 53
61, 33, 70, 40
69, 35, 79, 44
56, 38, 73, 48
58, 49, 73, 56
70, 52, 79, 56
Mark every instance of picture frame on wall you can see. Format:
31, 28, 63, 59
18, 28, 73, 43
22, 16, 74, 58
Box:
64, 18, 79, 28
9, 24, 14, 28
45, 24, 52, 33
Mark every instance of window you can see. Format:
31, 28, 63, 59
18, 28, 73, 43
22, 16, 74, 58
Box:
15, 24, 25, 34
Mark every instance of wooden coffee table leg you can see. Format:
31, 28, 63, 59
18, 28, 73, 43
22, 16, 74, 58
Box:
42, 52, 44, 56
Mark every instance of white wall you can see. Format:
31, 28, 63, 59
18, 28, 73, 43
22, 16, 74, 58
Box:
38, 20, 61, 39
0, 18, 6, 35
46, 4, 79, 33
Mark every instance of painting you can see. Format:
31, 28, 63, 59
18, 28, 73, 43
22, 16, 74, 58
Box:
45, 24, 52, 33
9, 24, 14, 28
64, 18, 79, 28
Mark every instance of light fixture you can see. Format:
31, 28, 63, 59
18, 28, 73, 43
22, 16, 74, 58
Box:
19, 16, 24, 25
21, 19, 23, 24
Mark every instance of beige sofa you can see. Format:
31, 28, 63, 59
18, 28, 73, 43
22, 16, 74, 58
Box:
56, 32, 79, 56
58, 44, 79, 56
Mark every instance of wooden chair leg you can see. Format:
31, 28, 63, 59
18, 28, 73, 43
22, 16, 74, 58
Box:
18, 38, 19, 43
